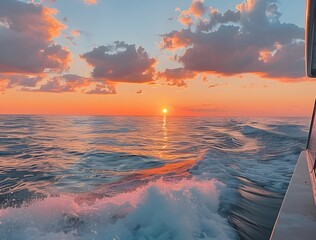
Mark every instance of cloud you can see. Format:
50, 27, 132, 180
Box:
23, 74, 90, 93
242, 83, 270, 88
0, 73, 107, 94
208, 83, 229, 88
81, 41, 157, 83
0, 74, 42, 91
84, 83, 116, 95
0, 0, 71, 75
16, 73, 119, 95
178, 0, 207, 26
236, 0, 256, 12
65, 29, 90, 45
197, 8, 241, 31
161, 0, 305, 80
160, 29, 195, 50
158, 68, 197, 87
83, 0, 97, 5
71, 29, 81, 37
33, 0, 57, 5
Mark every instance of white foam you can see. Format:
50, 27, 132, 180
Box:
0, 178, 237, 240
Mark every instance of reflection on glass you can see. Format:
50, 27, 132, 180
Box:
307, 105, 316, 171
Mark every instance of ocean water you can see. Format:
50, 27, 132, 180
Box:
0, 115, 309, 240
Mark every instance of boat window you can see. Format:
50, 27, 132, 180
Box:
307, 100, 316, 174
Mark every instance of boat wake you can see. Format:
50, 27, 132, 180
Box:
0, 178, 237, 240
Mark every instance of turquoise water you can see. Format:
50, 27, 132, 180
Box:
0, 116, 309, 239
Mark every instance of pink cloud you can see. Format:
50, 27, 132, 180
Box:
12, 73, 119, 95
158, 68, 197, 87
65, 29, 89, 45
84, 83, 116, 95
160, 29, 194, 50
81, 41, 157, 84
188, 0, 206, 17
22, 74, 90, 93
178, 0, 207, 26
0, 74, 42, 92
83, 0, 97, 5
0, 0, 71, 76
208, 83, 229, 88
71, 29, 81, 37
236, 0, 255, 12
161, 0, 305, 80
2, 38, 157, 94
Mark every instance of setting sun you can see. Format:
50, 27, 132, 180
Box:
162, 108, 168, 114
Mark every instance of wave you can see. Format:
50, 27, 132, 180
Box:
0, 178, 237, 240
242, 124, 307, 140
0, 116, 309, 240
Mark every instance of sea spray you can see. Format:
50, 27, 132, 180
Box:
0, 178, 237, 240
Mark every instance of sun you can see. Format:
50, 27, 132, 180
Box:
162, 108, 168, 114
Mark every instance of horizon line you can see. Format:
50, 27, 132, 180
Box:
0, 113, 311, 118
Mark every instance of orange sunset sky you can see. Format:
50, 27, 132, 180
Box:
0, 0, 315, 116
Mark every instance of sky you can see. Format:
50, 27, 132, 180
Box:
0, 0, 315, 116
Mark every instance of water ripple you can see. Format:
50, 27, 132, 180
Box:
0, 115, 309, 240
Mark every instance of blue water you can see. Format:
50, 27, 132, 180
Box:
0, 115, 309, 240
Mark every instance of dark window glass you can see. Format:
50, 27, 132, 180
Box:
307, 102, 316, 172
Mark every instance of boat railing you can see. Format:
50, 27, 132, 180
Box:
307, 99, 316, 175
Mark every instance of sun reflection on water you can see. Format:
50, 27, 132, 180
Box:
161, 115, 168, 153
